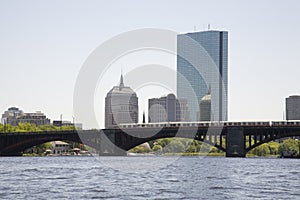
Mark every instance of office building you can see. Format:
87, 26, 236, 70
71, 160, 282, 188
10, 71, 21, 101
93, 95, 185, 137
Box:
177, 30, 228, 121
17, 111, 50, 126
286, 95, 300, 120
1, 107, 50, 126
105, 74, 139, 128
1, 107, 24, 125
148, 93, 189, 123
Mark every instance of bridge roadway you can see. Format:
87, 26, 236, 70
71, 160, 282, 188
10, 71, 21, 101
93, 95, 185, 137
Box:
0, 124, 300, 157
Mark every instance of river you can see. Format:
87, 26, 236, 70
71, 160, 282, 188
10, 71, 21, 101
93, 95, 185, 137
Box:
0, 156, 299, 199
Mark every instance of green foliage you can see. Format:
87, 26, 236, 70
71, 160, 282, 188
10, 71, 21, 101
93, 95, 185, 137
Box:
278, 138, 299, 155
152, 144, 163, 153
268, 141, 280, 155
39, 125, 59, 131
248, 141, 280, 156
157, 138, 172, 147
210, 147, 220, 153
163, 140, 185, 153
251, 143, 270, 156
0, 123, 76, 133
129, 146, 150, 153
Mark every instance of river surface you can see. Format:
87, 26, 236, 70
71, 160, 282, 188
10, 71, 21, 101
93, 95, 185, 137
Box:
0, 156, 299, 200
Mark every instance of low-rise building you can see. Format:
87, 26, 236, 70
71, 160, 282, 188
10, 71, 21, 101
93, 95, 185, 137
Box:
53, 120, 83, 129
51, 141, 70, 155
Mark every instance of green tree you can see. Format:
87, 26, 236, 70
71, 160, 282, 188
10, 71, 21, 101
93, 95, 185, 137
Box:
15, 123, 40, 132
251, 143, 270, 156
157, 138, 172, 147
164, 140, 185, 153
186, 145, 197, 153
268, 141, 280, 155
152, 144, 163, 153
279, 138, 299, 155
129, 146, 149, 153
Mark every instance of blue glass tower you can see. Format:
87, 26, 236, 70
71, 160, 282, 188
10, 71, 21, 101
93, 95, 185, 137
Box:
177, 30, 228, 121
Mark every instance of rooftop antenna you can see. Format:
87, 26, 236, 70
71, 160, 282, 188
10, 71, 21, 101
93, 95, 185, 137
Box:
194, 26, 196, 31
208, 24, 210, 30
142, 111, 146, 124
119, 68, 124, 88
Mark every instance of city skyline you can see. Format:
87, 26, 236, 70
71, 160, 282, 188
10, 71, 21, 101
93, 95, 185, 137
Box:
1, 1, 300, 128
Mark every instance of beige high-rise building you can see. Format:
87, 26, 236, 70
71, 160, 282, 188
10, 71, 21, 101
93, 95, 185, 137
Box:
105, 74, 138, 128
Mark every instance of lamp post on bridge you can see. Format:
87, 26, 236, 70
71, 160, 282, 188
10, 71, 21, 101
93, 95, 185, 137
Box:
60, 114, 63, 131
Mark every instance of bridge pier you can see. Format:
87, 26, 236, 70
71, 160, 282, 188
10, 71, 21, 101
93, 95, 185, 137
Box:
226, 127, 246, 157
98, 130, 127, 156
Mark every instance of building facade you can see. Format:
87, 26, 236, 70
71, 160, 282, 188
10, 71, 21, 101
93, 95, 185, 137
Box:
105, 74, 139, 128
177, 30, 228, 121
199, 92, 211, 121
148, 93, 189, 123
51, 141, 70, 155
286, 95, 300, 120
17, 111, 50, 126
1, 107, 50, 126
1, 107, 24, 125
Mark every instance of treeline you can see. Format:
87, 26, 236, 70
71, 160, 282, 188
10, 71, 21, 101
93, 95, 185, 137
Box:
130, 138, 300, 157
0, 123, 77, 133
129, 138, 224, 155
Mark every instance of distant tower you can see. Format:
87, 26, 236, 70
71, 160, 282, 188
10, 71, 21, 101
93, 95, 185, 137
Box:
199, 90, 211, 121
105, 74, 139, 128
286, 95, 300, 120
177, 30, 228, 121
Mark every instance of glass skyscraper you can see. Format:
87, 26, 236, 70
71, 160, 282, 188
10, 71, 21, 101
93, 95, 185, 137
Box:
177, 30, 228, 121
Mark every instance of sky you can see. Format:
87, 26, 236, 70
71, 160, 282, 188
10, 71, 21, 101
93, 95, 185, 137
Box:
0, 0, 300, 128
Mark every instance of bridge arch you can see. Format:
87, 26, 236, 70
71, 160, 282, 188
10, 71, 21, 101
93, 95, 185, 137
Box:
0, 131, 82, 156
245, 129, 300, 154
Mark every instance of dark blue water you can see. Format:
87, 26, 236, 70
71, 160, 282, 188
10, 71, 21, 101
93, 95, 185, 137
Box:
0, 156, 299, 199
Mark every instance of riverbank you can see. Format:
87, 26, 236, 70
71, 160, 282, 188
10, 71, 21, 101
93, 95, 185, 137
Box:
22, 152, 290, 158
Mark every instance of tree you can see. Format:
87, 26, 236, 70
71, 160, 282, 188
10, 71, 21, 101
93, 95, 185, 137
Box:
152, 144, 163, 153
251, 143, 270, 156
164, 140, 185, 153
279, 138, 299, 156
186, 145, 197, 153
268, 142, 280, 155
129, 146, 149, 153
157, 138, 172, 147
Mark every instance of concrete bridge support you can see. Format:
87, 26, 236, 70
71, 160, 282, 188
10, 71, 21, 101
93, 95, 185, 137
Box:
98, 131, 126, 156
226, 127, 246, 157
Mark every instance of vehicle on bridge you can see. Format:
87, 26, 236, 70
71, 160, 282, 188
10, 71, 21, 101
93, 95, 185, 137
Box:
271, 120, 300, 126
116, 120, 300, 129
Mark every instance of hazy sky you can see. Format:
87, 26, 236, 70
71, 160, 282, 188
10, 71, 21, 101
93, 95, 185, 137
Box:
1, 0, 300, 128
